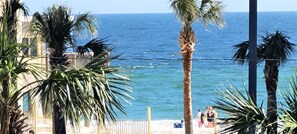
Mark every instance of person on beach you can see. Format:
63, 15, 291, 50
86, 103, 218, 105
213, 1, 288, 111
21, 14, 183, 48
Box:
201, 113, 205, 127
204, 106, 209, 127
197, 109, 203, 128
207, 106, 215, 128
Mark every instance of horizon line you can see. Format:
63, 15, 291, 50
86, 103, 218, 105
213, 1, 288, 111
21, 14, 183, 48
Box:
91, 11, 297, 15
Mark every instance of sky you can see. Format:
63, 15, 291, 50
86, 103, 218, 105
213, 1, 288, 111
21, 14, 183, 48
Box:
23, 0, 297, 14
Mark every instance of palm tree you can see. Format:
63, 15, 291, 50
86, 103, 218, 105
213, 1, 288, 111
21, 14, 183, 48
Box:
30, 5, 132, 134
169, 0, 224, 133
0, 13, 44, 134
232, 31, 296, 133
0, 1, 39, 134
30, 51, 132, 133
0, 0, 29, 100
0, 0, 32, 115
30, 5, 97, 133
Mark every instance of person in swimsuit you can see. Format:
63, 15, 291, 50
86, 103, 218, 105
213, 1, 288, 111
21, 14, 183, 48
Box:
197, 109, 203, 128
207, 106, 215, 128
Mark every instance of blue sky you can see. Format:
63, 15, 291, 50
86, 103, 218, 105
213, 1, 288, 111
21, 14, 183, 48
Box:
23, 0, 297, 14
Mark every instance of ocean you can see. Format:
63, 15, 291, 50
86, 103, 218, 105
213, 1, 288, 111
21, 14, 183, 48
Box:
93, 12, 297, 120
28, 12, 297, 120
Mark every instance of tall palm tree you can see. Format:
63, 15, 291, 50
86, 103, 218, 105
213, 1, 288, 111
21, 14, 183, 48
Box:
170, 0, 224, 133
0, 1, 37, 134
232, 31, 296, 133
0, 13, 44, 134
0, 0, 31, 115
30, 5, 131, 134
30, 5, 97, 134
0, 2, 32, 133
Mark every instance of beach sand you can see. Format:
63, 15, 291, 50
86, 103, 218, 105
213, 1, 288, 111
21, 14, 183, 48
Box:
27, 118, 219, 134
150, 120, 216, 134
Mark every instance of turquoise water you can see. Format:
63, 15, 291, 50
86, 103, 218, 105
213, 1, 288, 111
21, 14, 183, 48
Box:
95, 12, 297, 120
25, 12, 297, 120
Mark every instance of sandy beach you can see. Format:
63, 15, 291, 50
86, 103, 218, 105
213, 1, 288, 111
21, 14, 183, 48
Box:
150, 120, 216, 134
27, 118, 219, 134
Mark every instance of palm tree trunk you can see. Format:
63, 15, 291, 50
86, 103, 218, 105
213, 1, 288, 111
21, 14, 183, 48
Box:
264, 62, 279, 134
53, 103, 66, 134
50, 52, 68, 134
179, 28, 195, 134
1, 107, 10, 134
1, 74, 10, 134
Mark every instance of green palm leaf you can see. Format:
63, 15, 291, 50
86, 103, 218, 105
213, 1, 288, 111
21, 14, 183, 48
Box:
0, 12, 44, 134
258, 31, 295, 64
232, 41, 249, 65
72, 12, 97, 37
199, 0, 224, 28
170, 0, 199, 27
0, 0, 29, 37
279, 71, 297, 133
30, 52, 132, 128
76, 37, 110, 57
170, 0, 224, 29
215, 83, 272, 134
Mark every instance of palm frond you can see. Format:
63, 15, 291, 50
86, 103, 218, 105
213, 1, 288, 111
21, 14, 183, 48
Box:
72, 12, 97, 37
0, 14, 43, 134
31, 53, 132, 128
9, 0, 29, 16
170, 0, 199, 27
199, 0, 225, 28
30, 12, 47, 38
0, 0, 29, 35
214, 83, 271, 133
30, 4, 131, 131
31, 5, 72, 49
258, 31, 296, 65
232, 41, 249, 65
0, 93, 30, 134
279, 71, 297, 133
76, 37, 110, 57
